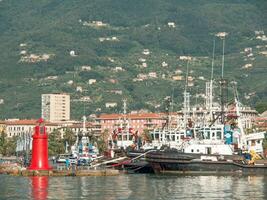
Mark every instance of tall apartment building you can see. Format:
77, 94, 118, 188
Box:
41, 93, 70, 122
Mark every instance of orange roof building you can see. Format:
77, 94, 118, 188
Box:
97, 113, 166, 134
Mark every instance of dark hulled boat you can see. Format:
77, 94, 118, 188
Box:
145, 150, 267, 175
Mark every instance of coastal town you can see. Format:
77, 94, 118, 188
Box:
0, 93, 265, 139
1, 92, 267, 161
1, 1, 267, 199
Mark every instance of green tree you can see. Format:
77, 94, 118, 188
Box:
255, 102, 267, 114
63, 128, 76, 152
48, 129, 65, 156
97, 129, 109, 153
0, 131, 7, 155
0, 132, 17, 156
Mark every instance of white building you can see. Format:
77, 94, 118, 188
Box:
41, 93, 70, 122
3, 119, 59, 138
167, 22, 176, 28
88, 79, 97, 85
105, 102, 117, 108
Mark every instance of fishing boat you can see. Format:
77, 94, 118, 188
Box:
145, 36, 267, 175
145, 83, 267, 174
70, 116, 99, 165
145, 110, 267, 175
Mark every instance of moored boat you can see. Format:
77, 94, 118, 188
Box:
145, 149, 267, 175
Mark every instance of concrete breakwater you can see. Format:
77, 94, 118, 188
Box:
0, 163, 120, 177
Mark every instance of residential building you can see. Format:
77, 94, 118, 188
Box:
60, 121, 101, 137
88, 79, 97, 85
105, 102, 117, 108
41, 93, 70, 122
97, 113, 165, 134
4, 119, 59, 138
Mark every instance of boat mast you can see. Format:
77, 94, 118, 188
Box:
232, 82, 246, 150
82, 115, 86, 135
205, 38, 216, 123
216, 32, 228, 124
210, 38, 215, 121
122, 99, 129, 141
183, 59, 190, 129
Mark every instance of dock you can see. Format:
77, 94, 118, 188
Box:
0, 163, 120, 177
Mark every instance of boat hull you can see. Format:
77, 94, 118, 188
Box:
146, 151, 267, 175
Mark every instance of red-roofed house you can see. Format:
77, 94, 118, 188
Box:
97, 113, 166, 134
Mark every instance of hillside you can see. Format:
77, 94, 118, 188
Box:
0, 0, 266, 119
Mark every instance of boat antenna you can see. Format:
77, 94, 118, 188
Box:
221, 36, 225, 78
211, 37, 215, 81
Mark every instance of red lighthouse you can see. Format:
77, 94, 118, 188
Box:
28, 118, 52, 170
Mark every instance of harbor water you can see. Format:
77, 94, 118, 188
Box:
0, 174, 266, 200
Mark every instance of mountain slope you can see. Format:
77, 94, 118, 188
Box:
0, 0, 266, 119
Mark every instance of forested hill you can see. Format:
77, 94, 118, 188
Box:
0, 0, 266, 119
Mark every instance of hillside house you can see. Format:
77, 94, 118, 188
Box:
167, 22, 176, 28
174, 69, 183, 74
137, 73, 148, 79
67, 80, 74, 85
76, 86, 83, 92
109, 90, 123, 95
138, 58, 146, 62
172, 75, 183, 81
143, 49, 150, 55
242, 64, 253, 69
162, 61, 168, 67
92, 21, 107, 27
88, 79, 97, 85
80, 96, 91, 102
179, 56, 191, 61
114, 67, 124, 71
20, 50, 27, 55
188, 76, 194, 82
70, 50, 76, 57
148, 72, 157, 78
142, 63, 147, 68
105, 102, 117, 108
20, 43, 27, 47
81, 66, 91, 71
108, 79, 118, 84
45, 76, 58, 80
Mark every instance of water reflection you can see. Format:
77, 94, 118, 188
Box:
0, 174, 266, 200
30, 176, 48, 200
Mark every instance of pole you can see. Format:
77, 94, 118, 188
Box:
221, 37, 225, 78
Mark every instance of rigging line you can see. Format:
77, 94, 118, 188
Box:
211, 37, 216, 81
